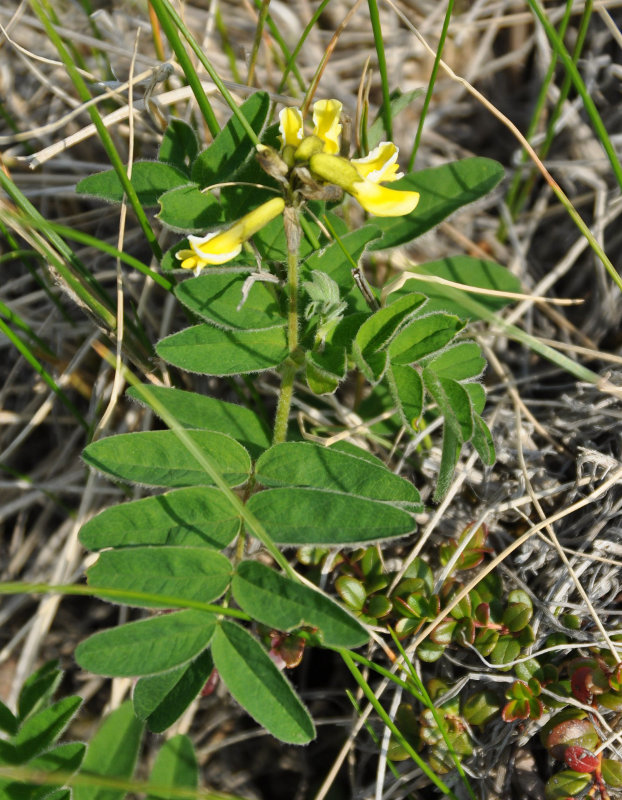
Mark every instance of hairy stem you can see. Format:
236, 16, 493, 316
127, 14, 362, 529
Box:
273, 206, 301, 445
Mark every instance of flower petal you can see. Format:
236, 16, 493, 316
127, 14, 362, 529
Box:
181, 197, 286, 271
351, 142, 403, 183
175, 248, 204, 271
309, 153, 360, 192
351, 181, 420, 217
312, 99, 342, 154
279, 107, 304, 148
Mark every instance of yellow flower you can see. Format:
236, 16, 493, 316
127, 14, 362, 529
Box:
175, 197, 285, 274
278, 107, 304, 148
278, 99, 343, 159
311, 99, 342, 155
309, 141, 420, 217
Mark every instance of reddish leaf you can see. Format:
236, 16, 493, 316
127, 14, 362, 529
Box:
563, 745, 599, 773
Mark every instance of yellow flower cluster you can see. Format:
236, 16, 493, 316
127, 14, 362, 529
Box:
177, 99, 419, 273
280, 99, 420, 217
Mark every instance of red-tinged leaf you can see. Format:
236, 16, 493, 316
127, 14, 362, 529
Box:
563, 745, 599, 773
545, 718, 600, 761
502, 699, 529, 722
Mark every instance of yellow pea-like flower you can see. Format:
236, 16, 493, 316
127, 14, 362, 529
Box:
176, 197, 285, 274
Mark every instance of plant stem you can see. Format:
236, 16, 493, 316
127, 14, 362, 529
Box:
273, 206, 301, 445
273, 362, 297, 445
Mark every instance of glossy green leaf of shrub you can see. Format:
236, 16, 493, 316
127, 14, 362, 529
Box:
75, 610, 217, 677
83, 430, 251, 488
79, 487, 240, 550
76, 161, 188, 206
601, 758, 622, 788
462, 691, 500, 726
544, 769, 592, 800
73, 702, 143, 800
232, 561, 368, 648
146, 734, 198, 800
370, 158, 504, 250
87, 547, 232, 608
211, 620, 315, 744
156, 323, 288, 375
133, 650, 214, 733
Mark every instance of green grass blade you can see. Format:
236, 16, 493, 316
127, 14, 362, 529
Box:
408, 0, 454, 170
150, 0, 260, 146
339, 649, 459, 799
148, 0, 220, 137
276, 0, 331, 94
0, 317, 88, 430
0, 298, 54, 357
527, 0, 622, 192
31, 0, 163, 261
45, 223, 174, 292
246, 0, 271, 87
367, 0, 392, 140
501, 0, 580, 234
388, 628, 477, 800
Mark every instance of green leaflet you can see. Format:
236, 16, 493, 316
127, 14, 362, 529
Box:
73, 702, 143, 800
254, 441, 421, 510
389, 363, 424, 429
387, 255, 522, 318
247, 487, 416, 545
253, 208, 323, 261
75, 610, 217, 677
127, 385, 271, 458
232, 561, 369, 648
158, 119, 199, 175
423, 370, 474, 442
76, 161, 188, 207
191, 92, 270, 187
18, 660, 63, 721
79, 487, 241, 551
211, 621, 315, 744
388, 313, 465, 364
369, 158, 505, 250
133, 650, 214, 733
146, 735, 197, 800
0, 696, 82, 765
83, 429, 251, 488
0, 700, 18, 735
175, 272, 285, 330
423, 341, 486, 381
156, 323, 288, 376
157, 184, 223, 233
302, 226, 381, 290
86, 547, 232, 608
354, 293, 427, 382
